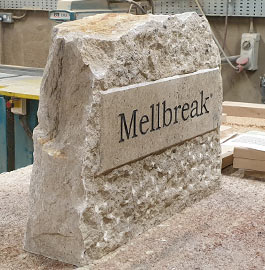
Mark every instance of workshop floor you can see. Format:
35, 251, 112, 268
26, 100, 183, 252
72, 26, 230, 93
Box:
0, 166, 73, 270
1, 165, 265, 270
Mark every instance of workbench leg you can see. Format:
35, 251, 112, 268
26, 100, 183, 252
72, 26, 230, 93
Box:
14, 100, 38, 170
0, 97, 7, 172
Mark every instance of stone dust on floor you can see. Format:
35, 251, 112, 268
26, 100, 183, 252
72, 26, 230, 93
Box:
0, 166, 74, 270
1, 165, 265, 270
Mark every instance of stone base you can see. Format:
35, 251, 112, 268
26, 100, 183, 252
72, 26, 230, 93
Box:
24, 129, 221, 266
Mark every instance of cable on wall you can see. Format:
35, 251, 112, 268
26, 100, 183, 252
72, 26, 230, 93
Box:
194, 0, 239, 72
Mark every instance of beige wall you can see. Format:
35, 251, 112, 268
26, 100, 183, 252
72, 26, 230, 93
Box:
0, 12, 265, 103
0, 10, 55, 68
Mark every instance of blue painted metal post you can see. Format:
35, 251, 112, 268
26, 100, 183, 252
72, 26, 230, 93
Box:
0, 96, 7, 172
14, 100, 39, 170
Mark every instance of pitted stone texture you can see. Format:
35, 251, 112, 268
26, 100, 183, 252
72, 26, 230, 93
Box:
54, 12, 220, 91
79, 130, 221, 261
24, 13, 222, 266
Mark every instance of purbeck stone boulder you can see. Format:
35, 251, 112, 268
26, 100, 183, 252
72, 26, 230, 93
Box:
24, 13, 222, 266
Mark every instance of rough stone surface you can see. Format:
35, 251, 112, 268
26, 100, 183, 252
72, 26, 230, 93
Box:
78, 169, 265, 270
24, 13, 222, 266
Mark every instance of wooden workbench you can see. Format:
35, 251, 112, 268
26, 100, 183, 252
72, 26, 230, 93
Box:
0, 65, 42, 173
0, 65, 42, 100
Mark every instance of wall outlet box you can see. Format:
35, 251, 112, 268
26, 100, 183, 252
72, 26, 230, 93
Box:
11, 99, 27, 115
0, 13, 13, 23
240, 33, 260, 71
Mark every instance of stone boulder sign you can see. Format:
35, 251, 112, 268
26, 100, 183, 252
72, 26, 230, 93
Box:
25, 13, 222, 266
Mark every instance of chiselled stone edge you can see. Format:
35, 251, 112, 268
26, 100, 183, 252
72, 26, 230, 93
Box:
100, 68, 220, 95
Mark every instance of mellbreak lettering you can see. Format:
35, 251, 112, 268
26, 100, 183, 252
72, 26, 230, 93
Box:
119, 91, 211, 143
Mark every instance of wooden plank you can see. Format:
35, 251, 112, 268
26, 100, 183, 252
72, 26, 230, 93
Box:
220, 125, 233, 139
244, 170, 265, 180
222, 151, 233, 169
223, 101, 265, 119
222, 113, 227, 123
233, 158, 265, 172
221, 145, 234, 169
234, 147, 265, 161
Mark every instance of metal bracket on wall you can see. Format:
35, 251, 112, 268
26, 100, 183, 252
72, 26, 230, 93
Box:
154, 0, 265, 17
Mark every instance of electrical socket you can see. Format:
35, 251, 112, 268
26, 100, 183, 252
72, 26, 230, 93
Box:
11, 99, 27, 115
240, 33, 260, 71
0, 13, 13, 23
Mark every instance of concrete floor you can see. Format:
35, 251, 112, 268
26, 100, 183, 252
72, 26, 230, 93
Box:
1, 165, 265, 270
